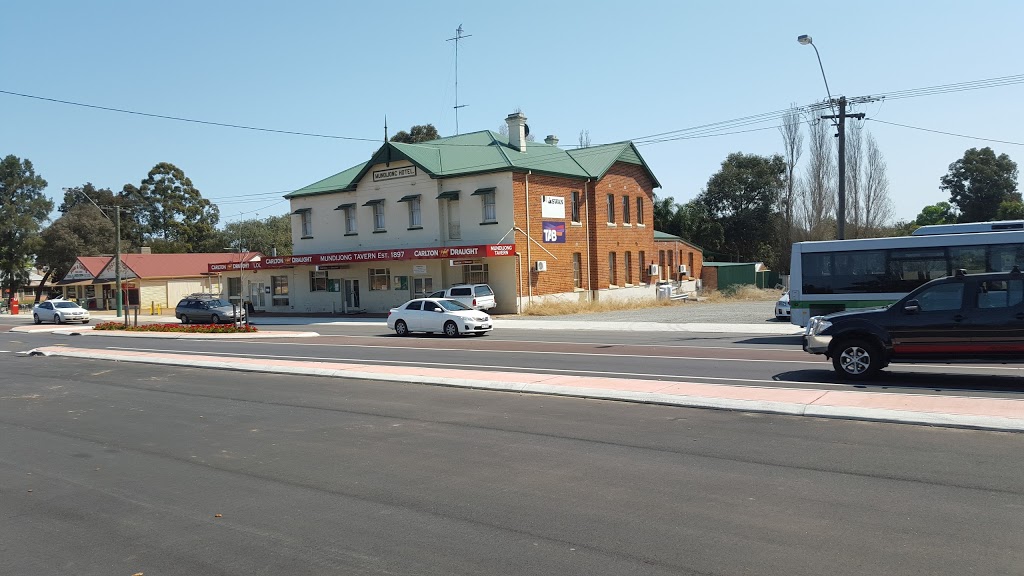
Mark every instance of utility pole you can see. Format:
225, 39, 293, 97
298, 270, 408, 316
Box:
114, 208, 123, 317
78, 190, 124, 316
820, 96, 866, 240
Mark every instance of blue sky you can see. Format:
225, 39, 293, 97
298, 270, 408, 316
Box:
3, 1, 1022, 227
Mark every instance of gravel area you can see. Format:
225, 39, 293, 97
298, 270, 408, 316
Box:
501, 300, 789, 325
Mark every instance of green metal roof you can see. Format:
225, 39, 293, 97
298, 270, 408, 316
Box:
653, 230, 704, 252
286, 161, 368, 198
567, 141, 661, 188
286, 131, 660, 199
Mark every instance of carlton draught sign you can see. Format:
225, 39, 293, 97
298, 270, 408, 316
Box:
208, 244, 515, 272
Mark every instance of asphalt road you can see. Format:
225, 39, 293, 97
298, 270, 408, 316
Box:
6, 322, 1024, 400
2, 354, 1023, 575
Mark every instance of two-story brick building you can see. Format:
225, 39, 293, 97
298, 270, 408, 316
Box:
212, 112, 697, 314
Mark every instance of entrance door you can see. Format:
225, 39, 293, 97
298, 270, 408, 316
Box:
249, 282, 266, 311
344, 279, 360, 312
413, 277, 434, 299
447, 199, 461, 240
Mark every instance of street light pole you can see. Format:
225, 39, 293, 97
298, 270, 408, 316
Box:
797, 34, 864, 241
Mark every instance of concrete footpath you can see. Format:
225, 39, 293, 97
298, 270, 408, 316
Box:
27, 345, 1024, 433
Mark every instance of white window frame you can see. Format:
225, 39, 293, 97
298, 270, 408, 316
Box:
310, 270, 327, 292
482, 192, 497, 223
462, 263, 489, 284
344, 206, 357, 234
300, 210, 313, 237
368, 268, 390, 291
408, 197, 422, 228
606, 194, 615, 224
373, 202, 386, 231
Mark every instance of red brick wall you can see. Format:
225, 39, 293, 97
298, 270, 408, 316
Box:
510, 161, 658, 296
586, 162, 657, 289
655, 240, 704, 281
511, 173, 591, 295
700, 265, 718, 291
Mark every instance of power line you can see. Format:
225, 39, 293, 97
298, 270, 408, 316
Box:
868, 118, 1024, 146
0, 89, 380, 142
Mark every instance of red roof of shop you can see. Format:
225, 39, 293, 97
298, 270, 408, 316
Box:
78, 256, 111, 276
115, 252, 262, 279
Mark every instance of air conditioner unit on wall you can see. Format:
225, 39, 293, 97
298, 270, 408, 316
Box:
678, 265, 688, 275
649, 264, 659, 275
535, 260, 548, 272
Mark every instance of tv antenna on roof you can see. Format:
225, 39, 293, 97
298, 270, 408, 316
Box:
447, 24, 472, 135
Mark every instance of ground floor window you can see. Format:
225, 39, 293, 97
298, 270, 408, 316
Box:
609, 252, 617, 286
369, 268, 390, 291
573, 253, 582, 289
462, 263, 489, 284
228, 277, 242, 297
625, 251, 633, 284
310, 270, 328, 292
639, 250, 647, 284
271, 275, 289, 306
659, 251, 666, 281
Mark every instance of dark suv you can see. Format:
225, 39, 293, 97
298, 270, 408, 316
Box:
804, 269, 1024, 379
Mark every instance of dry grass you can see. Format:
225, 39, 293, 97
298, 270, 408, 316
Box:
700, 285, 782, 303
522, 296, 680, 316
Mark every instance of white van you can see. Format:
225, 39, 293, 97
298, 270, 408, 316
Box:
428, 284, 496, 311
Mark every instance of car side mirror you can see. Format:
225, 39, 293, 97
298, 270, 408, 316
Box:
904, 299, 920, 314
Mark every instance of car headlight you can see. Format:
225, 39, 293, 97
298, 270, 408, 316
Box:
805, 316, 832, 336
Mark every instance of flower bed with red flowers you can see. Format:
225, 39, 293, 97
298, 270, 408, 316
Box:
92, 321, 259, 333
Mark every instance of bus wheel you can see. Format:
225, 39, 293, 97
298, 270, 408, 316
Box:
832, 338, 881, 379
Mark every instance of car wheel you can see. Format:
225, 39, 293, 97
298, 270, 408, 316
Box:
54, 314, 63, 325
832, 338, 882, 379
394, 320, 409, 336
33, 313, 41, 325
211, 314, 221, 324
443, 320, 460, 337
180, 315, 189, 324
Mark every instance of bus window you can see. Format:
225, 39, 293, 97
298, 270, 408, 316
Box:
988, 244, 1024, 272
886, 248, 948, 292
949, 246, 986, 274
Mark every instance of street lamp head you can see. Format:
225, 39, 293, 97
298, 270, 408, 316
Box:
797, 34, 813, 45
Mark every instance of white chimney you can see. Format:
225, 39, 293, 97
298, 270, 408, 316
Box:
506, 112, 528, 153
544, 135, 559, 146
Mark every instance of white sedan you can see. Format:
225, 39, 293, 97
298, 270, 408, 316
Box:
387, 298, 492, 337
775, 291, 791, 321
33, 299, 91, 324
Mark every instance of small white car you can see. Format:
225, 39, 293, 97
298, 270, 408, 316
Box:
33, 299, 91, 324
775, 291, 791, 321
388, 298, 493, 337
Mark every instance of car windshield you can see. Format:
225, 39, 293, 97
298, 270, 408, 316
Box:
439, 299, 473, 311
54, 302, 80, 309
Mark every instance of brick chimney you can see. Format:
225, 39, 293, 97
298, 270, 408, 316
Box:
506, 112, 528, 153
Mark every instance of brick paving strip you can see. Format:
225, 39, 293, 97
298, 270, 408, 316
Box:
26, 346, 1024, 433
